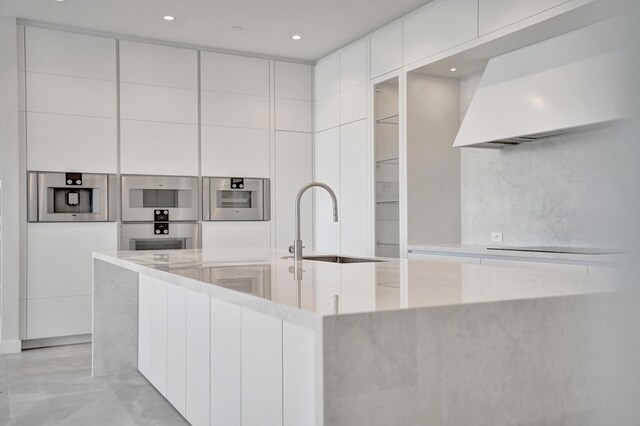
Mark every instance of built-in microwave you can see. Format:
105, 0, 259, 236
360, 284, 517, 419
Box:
28, 171, 116, 222
120, 223, 199, 251
121, 175, 198, 222
202, 177, 270, 221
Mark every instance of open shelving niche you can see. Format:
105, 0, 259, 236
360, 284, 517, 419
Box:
374, 77, 400, 258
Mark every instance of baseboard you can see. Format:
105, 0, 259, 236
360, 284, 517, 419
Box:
0, 340, 22, 354
22, 334, 92, 350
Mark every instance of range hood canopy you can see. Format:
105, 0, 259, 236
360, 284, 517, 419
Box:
454, 19, 628, 149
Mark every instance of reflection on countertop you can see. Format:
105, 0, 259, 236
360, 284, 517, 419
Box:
94, 248, 625, 317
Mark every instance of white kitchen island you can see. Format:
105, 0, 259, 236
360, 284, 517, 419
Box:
91, 248, 636, 426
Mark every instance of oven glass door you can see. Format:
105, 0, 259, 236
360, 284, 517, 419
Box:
205, 177, 268, 221
121, 175, 199, 222
120, 223, 200, 250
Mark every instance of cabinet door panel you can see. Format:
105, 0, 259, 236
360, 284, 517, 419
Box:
275, 62, 312, 101
201, 91, 269, 129
27, 112, 117, 173
150, 278, 168, 395
120, 120, 198, 176
274, 132, 313, 250
276, 98, 313, 132
340, 120, 371, 256
210, 298, 241, 426
370, 21, 403, 79
120, 83, 197, 124
201, 125, 270, 178
26, 72, 116, 118
339, 40, 367, 90
119, 41, 197, 89
241, 309, 283, 426
26, 296, 92, 339
283, 322, 316, 426
314, 128, 341, 253
315, 93, 340, 132
403, 0, 478, 65
201, 52, 269, 96
167, 283, 186, 416
185, 291, 210, 426
202, 222, 271, 249
340, 83, 367, 125
25, 27, 115, 80
479, 0, 570, 36
315, 53, 340, 99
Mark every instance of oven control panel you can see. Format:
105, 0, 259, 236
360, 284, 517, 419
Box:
154, 222, 169, 235
230, 178, 244, 189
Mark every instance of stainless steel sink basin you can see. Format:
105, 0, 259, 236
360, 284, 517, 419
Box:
300, 255, 385, 264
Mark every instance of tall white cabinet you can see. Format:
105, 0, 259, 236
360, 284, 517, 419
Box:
24, 27, 118, 340
314, 40, 372, 257
200, 52, 272, 250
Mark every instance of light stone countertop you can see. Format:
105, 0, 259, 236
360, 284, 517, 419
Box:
408, 243, 626, 264
94, 248, 624, 329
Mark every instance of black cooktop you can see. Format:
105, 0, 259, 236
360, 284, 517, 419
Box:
486, 246, 618, 255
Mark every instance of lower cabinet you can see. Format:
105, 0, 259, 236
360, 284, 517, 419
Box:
211, 298, 242, 425
137, 274, 317, 426
167, 283, 187, 416
185, 290, 211, 426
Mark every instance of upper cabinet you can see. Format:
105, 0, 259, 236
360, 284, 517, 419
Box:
403, 0, 478, 66
119, 41, 197, 89
119, 41, 198, 175
315, 53, 340, 99
201, 52, 269, 96
275, 61, 313, 132
370, 21, 403, 79
339, 40, 367, 90
25, 27, 115, 81
479, 0, 570, 36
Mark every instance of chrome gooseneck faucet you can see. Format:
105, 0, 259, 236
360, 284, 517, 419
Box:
290, 182, 338, 262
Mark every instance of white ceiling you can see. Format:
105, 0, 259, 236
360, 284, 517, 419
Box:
0, 0, 433, 62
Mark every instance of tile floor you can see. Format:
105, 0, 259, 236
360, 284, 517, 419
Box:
0, 343, 189, 425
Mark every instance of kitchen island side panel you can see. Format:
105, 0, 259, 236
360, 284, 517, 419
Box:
92, 258, 139, 377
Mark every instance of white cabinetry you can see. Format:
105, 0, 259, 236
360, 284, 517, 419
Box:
274, 132, 313, 250
315, 53, 340, 132
202, 222, 271, 250
200, 51, 271, 181
185, 291, 210, 426
479, 0, 570, 36
210, 298, 242, 425
26, 223, 117, 339
339, 40, 367, 125
370, 21, 403, 79
283, 322, 316, 426
241, 308, 283, 426
315, 93, 340, 131
119, 41, 198, 176
24, 27, 117, 173
166, 283, 187, 416
275, 61, 313, 132
314, 128, 341, 253
339, 83, 367, 125
403, 0, 478, 65
138, 275, 168, 395
340, 120, 371, 256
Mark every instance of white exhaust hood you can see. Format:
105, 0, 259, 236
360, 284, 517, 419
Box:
454, 20, 627, 149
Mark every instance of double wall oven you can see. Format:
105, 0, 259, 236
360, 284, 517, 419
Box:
120, 175, 199, 251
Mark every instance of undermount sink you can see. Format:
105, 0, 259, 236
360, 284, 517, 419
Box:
300, 255, 385, 264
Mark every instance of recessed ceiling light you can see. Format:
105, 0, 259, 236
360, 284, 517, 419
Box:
450, 67, 457, 72
231, 26, 243, 31
163, 16, 175, 21
291, 34, 303, 41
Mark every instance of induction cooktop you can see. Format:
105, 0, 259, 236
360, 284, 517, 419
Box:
486, 246, 618, 255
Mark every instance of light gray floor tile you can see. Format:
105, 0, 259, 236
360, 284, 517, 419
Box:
2, 343, 189, 426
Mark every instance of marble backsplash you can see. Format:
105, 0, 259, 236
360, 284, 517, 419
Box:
459, 73, 637, 248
